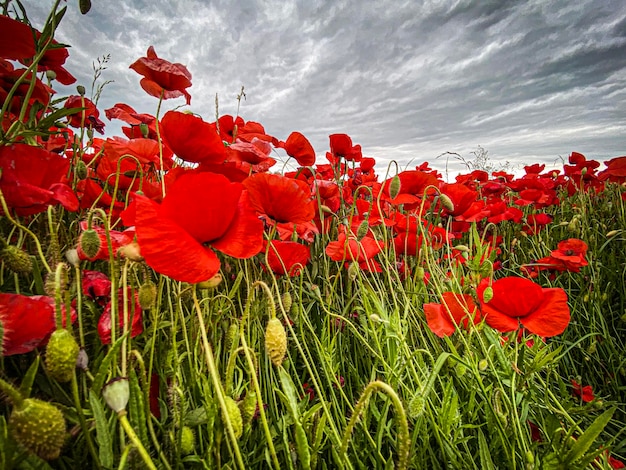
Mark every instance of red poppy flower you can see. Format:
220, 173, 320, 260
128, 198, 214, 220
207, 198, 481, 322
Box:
598, 156, 626, 183
243, 173, 316, 239
134, 171, 263, 283
478, 277, 570, 337
265, 240, 311, 276
0, 143, 78, 216
0, 15, 36, 60
20, 33, 76, 85
97, 287, 143, 345
225, 138, 276, 173
325, 232, 385, 272
570, 379, 595, 403
439, 183, 478, 217
550, 238, 588, 271
0, 293, 75, 356
129, 46, 192, 104
160, 110, 225, 164
283, 131, 316, 166
381, 170, 439, 208
329, 134, 362, 162
64, 95, 105, 133
103, 136, 172, 168
0, 60, 52, 115
82, 270, 112, 305
423, 292, 481, 337
105, 103, 159, 140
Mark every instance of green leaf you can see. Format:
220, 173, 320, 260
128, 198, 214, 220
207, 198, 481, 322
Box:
477, 430, 495, 470
18, 356, 40, 399
563, 407, 616, 466
89, 391, 113, 469
92, 333, 127, 395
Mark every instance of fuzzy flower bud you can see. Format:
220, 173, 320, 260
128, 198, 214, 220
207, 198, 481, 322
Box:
9, 398, 67, 460
265, 318, 287, 367
45, 329, 79, 383
102, 377, 130, 413
1, 245, 33, 274
78, 229, 101, 260
388, 175, 401, 199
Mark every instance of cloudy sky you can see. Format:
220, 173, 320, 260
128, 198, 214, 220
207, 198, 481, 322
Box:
22, 0, 626, 178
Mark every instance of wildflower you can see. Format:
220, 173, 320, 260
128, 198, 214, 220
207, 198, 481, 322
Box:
423, 292, 481, 337
571, 379, 595, 403
326, 231, 385, 272
0, 144, 78, 216
478, 277, 570, 337
133, 172, 263, 283
329, 133, 362, 162
129, 46, 192, 104
282, 131, 316, 166
0, 294, 75, 356
97, 287, 143, 345
0, 15, 36, 60
160, 110, 225, 164
264, 240, 311, 277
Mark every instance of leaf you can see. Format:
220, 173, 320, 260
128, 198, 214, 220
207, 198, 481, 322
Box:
563, 407, 616, 466
18, 356, 40, 399
89, 391, 113, 469
478, 430, 495, 470
92, 333, 127, 394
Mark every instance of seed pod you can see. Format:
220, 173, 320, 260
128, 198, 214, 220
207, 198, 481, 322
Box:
180, 426, 195, 455
9, 398, 66, 460
265, 318, 287, 367
223, 396, 243, 438
139, 123, 149, 138
138, 281, 157, 310
1, 245, 33, 274
45, 329, 79, 383
78, 229, 101, 260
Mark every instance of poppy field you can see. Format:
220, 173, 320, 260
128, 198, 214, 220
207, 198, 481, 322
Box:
1, 2, 626, 469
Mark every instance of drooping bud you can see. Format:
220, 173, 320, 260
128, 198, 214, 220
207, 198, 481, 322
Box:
1, 245, 33, 274
139, 123, 149, 138
76, 85, 86, 96
9, 398, 66, 460
78, 229, 101, 259
223, 396, 243, 438
439, 193, 455, 212
224, 321, 239, 353
356, 219, 369, 240
102, 377, 130, 413
75, 160, 88, 180
347, 262, 359, 281
180, 426, 195, 455
45, 70, 57, 81
79, 0, 92, 15
264, 318, 287, 367
482, 286, 494, 303
388, 175, 401, 199
408, 393, 425, 418
239, 390, 257, 426
45, 329, 80, 383
281, 291, 292, 313
138, 281, 157, 310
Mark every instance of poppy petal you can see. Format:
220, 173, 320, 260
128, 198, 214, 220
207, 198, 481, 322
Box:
521, 288, 570, 337
135, 194, 221, 283
424, 303, 455, 337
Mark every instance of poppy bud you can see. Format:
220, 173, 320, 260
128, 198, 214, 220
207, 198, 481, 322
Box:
356, 219, 369, 240
79, 0, 92, 15
196, 273, 222, 289
224, 321, 239, 353
606, 229, 619, 238
408, 394, 425, 418
139, 123, 149, 138
281, 291, 292, 312
76, 85, 86, 96
65, 248, 80, 267
9, 398, 67, 460
439, 194, 455, 212
478, 359, 488, 371
46, 70, 57, 81
180, 426, 195, 455
45, 329, 79, 383
348, 262, 359, 281
118, 241, 143, 261
239, 390, 257, 426
222, 396, 243, 438
138, 281, 157, 309
454, 245, 470, 252
415, 266, 425, 281
75, 160, 88, 180
102, 377, 130, 413
76, 348, 89, 371
265, 318, 287, 367
482, 286, 494, 303
79, 229, 101, 259
389, 175, 401, 199
1, 245, 33, 274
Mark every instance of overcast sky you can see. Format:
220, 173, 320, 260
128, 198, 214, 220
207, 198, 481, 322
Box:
22, 0, 626, 178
